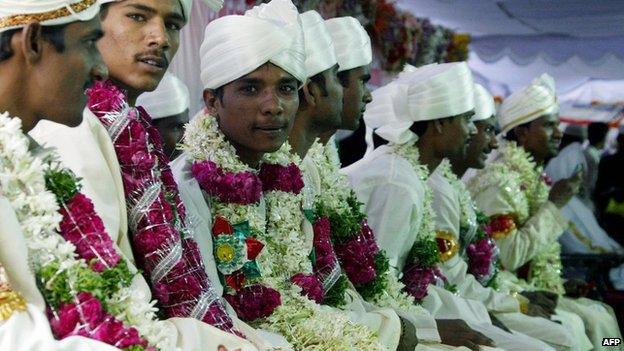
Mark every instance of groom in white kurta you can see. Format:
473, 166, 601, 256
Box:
468, 74, 623, 351
345, 63, 558, 351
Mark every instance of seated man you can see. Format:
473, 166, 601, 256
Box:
0, 1, 251, 350
345, 62, 556, 351
468, 74, 623, 350
172, 1, 386, 349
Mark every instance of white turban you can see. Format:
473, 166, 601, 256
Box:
0, 0, 100, 33
473, 84, 496, 122
199, 0, 306, 90
325, 16, 372, 72
364, 62, 474, 146
136, 72, 190, 120
98, 0, 223, 21
498, 73, 558, 133
301, 10, 337, 78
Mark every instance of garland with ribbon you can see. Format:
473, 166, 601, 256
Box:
183, 112, 382, 350
86, 80, 240, 337
0, 113, 175, 351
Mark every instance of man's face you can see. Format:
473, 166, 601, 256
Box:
153, 109, 189, 159
437, 112, 477, 159
465, 116, 498, 169
519, 113, 562, 162
340, 65, 372, 130
205, 63, 299, 161
312, 65, 343, 132
98, 0, 185, 94
35, 17, 106, 127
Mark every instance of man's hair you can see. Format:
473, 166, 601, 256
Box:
0, 24, 67, 62
408, 110, 474, 138
588, 122, 609, 146
504, 120, 533, 142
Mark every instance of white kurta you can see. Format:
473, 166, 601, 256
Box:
469, 142, 623, 351
171, 151, 401, 351
427, 163, 583, 350
27, 109, 268, 351
343, 145, 557, 351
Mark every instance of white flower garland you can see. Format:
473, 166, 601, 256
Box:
468, 141, 563, 294
183, 112, 382, 350
392, 141, 436, 243
0, 113, 176, 350
310, 139, 428, 317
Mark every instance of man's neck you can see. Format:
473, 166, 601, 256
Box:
0, 80, 37, 133
416, 136, 443, 173
110, 78, 141, 106
451, 161, 468, 179
289, 112, 324, 159
319, 129, 336, 145
518, 142, 545, 166
232, 142, 264, 169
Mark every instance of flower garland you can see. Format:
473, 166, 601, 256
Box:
0, 113, 175, 350
390, 141, 447, 301
437, 161, 499, 288
86, 81, 240, 336
468, 141, 564, 294
183, 112, 382, 350
310, 140, 427, 315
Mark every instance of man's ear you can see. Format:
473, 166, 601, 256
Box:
300, 81, 316, 110
20, 22, 43, 64
515, 125, 529, 144
203, 89, 220, 116
433, 119, 443, 134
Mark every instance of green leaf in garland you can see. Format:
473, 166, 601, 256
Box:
44, 164, 82, 205
357, 251, 390, 301
123, 345, 147, 351
322, 274, 349, 308
407, 239, 440, 268
100, 260, 134, 296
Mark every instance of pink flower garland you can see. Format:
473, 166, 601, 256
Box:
401, 265, 446, 300
86, 80, 240, 337
49, 292, 153, 351
192, 161, 262, 205
52, 190, 152, 350
333, 221, 379, 286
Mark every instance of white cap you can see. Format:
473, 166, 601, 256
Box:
364, 62, 475, 145
325, 16, 372, 72
473, 84, 496, 122
99, 0, 223, 20
199, 0, 306, 90
136, 72, 190, 120
0, 0, 100, 33
498, 73, 558, 133
301, 10, 337, 78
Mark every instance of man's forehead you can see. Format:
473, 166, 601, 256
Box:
236, 63, 297, 82
115, 0, 184, 20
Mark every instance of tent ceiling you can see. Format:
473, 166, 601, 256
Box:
396, 0, 624, 38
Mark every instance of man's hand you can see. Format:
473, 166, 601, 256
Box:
549, 172, 582, 208
436, 319, 495, 351
489, 312, 511, 333
520, 291, 558, 316
397, 317, 418, 351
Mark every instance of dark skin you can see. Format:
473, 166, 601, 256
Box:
437, 319, 495, 351
319, 65, 372, 144
513, 114, 582, 208
152, 109, 189, 159
450, 116, 498, 176
98, 0, 185, 105
0, 19, 107, 133
417, 112, 477, 173
289, 64, 343, 159
449, 119, 558, 318
203, 63, 300, 168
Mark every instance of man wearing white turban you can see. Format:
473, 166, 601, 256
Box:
345, 63, 571, 351
173, 1, 393, 350
435, 85, 591, 351
28, 0, 263, 350
137, 72, 191, 158
0, 1, 121, 350
468, 74, 623, 350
